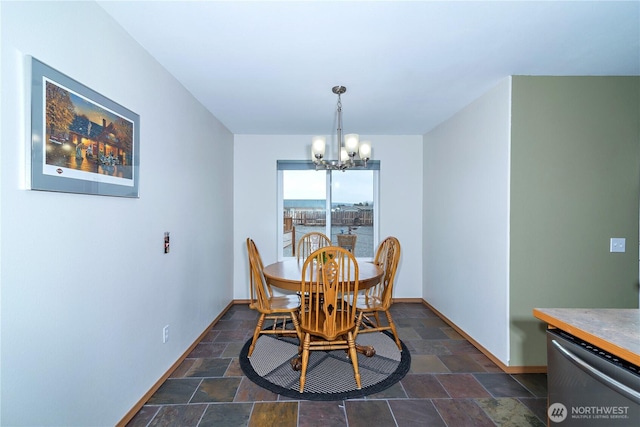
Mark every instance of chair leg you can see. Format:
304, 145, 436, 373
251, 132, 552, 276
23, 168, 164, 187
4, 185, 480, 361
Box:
346, 331, 361, 389
353, 310, 364, 340
248, 313, 265, 357
299, 334, 311, 393
385, 310, 402, 351
355, 310, 380, 334
373, 311, 381, 327
360, 312, 377, 329
290, 312, 302, 344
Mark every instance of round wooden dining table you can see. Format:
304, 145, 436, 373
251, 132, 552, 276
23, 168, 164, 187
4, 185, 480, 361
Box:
262, 258, 383, 292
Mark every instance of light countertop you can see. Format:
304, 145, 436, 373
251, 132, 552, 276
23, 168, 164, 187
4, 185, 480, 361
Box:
533, 308, 640, 366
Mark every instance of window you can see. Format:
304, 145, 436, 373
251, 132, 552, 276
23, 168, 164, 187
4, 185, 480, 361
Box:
277, 161, 379, 260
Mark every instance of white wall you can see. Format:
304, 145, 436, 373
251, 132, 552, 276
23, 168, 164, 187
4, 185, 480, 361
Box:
423, 78, 511, 364
0, 2, 234, 425
233, 135, 423, 301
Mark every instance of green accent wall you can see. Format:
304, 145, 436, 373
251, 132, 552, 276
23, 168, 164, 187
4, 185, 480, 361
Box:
510, 76, 640, 366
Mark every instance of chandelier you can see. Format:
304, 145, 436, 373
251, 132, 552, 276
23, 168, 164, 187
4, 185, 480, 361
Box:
311, 86, 372, 170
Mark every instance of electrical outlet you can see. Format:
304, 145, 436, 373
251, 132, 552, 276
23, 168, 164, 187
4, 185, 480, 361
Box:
163, 325, 169, 343
610, 238, 626, 253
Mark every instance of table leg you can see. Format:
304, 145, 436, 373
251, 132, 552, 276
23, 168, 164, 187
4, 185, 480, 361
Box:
356, 344, 376, 357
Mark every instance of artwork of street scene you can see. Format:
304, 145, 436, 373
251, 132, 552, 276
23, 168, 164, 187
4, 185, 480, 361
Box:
44, 79, 134, 180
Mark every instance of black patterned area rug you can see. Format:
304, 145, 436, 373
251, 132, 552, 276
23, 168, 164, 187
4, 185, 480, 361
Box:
239, 330, 411, 401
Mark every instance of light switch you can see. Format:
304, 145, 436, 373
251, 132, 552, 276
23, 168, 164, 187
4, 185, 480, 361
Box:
609, 238, 625, 253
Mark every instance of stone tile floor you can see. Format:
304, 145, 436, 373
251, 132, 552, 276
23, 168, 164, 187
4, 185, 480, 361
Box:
126, 302, 547, 427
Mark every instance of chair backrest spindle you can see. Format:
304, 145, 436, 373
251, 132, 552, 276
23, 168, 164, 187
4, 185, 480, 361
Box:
246, 238, 273, 312
371, 237, 401, 307
296, 232, 332, 262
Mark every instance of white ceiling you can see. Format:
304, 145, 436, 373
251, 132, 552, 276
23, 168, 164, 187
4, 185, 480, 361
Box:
98, 1, 640, 135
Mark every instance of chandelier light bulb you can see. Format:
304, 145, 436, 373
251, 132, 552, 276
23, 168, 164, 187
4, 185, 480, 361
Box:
359, 141, 371, 160
340, 147, 350, 162
344, 133, 359, 155
311, 136, 326, 160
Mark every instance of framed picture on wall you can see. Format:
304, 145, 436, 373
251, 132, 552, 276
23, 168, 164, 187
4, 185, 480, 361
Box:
30, 57, 140, 197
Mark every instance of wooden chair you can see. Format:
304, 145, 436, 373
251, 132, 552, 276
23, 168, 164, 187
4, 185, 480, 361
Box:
337, 233, 357, 253
296, 232, 331, 262
298, 246, 363, 392
353, 237, 402, 350
246, 238, 302, 357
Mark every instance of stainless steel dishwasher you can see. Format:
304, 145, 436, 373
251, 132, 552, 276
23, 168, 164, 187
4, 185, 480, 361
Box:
546, 329, 640, 426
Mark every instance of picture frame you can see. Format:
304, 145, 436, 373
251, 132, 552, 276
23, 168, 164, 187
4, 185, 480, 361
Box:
30, 57, 140, 197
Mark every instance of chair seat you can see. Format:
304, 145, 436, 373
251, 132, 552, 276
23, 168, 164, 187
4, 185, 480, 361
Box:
353, 294, 384, 310
299, 308, 354, 341
267, 295, 301, 312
